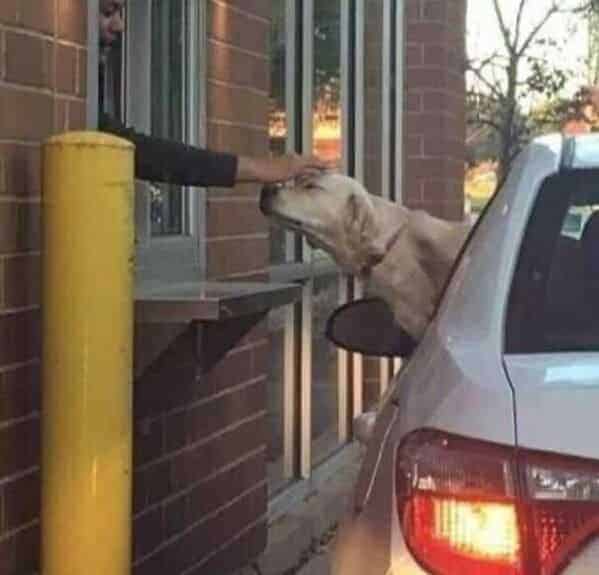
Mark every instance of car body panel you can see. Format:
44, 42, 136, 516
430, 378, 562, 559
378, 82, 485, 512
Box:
505, 353, 599, 460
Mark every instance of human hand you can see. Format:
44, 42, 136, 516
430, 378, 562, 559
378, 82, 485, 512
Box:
237, 153, 337, 184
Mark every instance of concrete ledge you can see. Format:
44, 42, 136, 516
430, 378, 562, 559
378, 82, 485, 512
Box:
238, 443, 362, 575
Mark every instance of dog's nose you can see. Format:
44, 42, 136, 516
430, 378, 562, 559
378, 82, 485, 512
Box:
260, 184, 279, 214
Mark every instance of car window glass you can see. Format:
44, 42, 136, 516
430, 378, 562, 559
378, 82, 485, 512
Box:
506, 170, 599, 353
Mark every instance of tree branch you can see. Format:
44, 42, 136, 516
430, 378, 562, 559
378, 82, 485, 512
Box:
516, 3, 559, 57
468, 65, 504, 100
513, 0, 528, 48
492, 0, 515, 54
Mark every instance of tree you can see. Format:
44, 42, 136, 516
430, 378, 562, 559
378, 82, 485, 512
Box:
467, 0, 595, 182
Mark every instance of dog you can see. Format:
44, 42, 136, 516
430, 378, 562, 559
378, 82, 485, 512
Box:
260, 173, 470, 341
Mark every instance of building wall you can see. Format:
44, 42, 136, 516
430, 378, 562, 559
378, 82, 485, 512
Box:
404, 0, 466, 220
0, 0, 87, 572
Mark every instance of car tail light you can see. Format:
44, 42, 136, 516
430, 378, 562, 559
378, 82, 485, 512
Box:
396, 431, 599, 574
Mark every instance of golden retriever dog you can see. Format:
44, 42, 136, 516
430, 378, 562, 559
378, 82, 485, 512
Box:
260, 173, 470, 341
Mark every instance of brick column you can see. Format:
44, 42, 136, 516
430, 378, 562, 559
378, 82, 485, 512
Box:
404, 0, 466, 221
0, 1, 88, 572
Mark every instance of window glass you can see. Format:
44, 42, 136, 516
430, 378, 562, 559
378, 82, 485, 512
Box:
266, 305, 289, 494
312, 0, 341, 263
312, 275, 340, 465
150, 0, 187, 236
313, 0, 341, 164
506, 171, 599, 353
268, 0, 288, 264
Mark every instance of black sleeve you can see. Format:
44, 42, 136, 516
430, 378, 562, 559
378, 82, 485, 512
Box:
99, 114, 239, 188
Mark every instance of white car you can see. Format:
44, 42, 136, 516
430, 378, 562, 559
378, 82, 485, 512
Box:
328, 134, 599, 575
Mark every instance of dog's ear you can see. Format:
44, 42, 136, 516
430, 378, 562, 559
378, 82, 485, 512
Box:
344, 193, 387, 273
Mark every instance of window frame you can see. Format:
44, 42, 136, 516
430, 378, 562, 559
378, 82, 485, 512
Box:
125, 0, 207, 284
505, 170, 599, 355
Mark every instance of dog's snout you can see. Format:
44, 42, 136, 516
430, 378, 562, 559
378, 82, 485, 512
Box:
260, 184, 280, 214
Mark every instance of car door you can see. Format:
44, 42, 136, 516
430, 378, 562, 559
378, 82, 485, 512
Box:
503, 169, 599, 573
504, 169, 599, 460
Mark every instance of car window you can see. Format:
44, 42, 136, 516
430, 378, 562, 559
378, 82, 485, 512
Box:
506, 170, 599, 353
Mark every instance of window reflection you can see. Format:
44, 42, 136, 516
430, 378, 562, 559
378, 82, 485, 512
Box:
150, 0, 186, 237
269, 0, 288, 264
313, 0, 342, 163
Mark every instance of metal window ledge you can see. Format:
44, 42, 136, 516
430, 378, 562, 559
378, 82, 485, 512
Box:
135, 280, 302, 324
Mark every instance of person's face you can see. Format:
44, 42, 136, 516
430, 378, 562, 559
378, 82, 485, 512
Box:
100, 0, 125, 50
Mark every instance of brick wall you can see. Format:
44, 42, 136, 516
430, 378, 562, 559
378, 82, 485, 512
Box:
0, 0, 87, 573
132, 2, 271, 574
404, 0, 466, 220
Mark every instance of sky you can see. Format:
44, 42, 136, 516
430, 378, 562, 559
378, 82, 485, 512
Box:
467, 0, 591, 103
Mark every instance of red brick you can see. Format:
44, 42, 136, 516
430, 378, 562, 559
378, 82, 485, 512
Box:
3, 470, 39, 530
0, 418, 39, 480
54, 98, 68, 133
219, 0, 270, 21
5, 32, 53, 89
406, 22, 448, 44
187, 450, 264, 525
3, 254, 40, 309
208, 3, 269, 54
68, 99, 87, 130
407, 158, 447, 179
0, 310, 40, 366
251, 341, 269, 377
0, 87, 54, 141
0, 203, 41, 254
406, 92, 422, 113
0, 363, 39, 423
0, 523, 39, 574
207, 122, 268, 157
56, 43, 78, 94
134, 417, 163, 468
423, 0, 446, 21
164, 409, 188, 452
21, 0, 55, 34
168, 415, 266, 495
423, 45, 449, 67
134, 459, 171, 512
188, 519, 266, 575
207, 82, 269, 129
78, 48, 87, 96
57, 0, 87, 45
406, 44, 423, 66
406, 0, 422, 21
208, 41, 269, 93
188, 380, 265, 443
163, 493, 187, 539
0, 144, 41, 197
201, 347, 253, 397
406, 68, 447, 90
164, 483, 266, 573
206, 198, 267, 238
405, 112, 443, 137
0, 0, 18, 25
133, 507, 163, 560
407, 135, 423, 157
207, 236, 268, 278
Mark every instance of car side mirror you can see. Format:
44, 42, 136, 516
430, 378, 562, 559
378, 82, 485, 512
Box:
325, 298, 417, 358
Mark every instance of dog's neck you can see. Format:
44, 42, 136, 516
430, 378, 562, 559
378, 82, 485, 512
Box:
360, 200, 468, 340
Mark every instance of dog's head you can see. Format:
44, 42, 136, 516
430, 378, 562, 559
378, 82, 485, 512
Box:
260, 173, 400, 275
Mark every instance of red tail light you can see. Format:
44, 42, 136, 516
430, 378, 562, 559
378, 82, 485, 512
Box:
396, 431, 599, 574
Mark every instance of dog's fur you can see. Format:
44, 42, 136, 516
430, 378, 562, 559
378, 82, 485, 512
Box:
260, 173, 470, 341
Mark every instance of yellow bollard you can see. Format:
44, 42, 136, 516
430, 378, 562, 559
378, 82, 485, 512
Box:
41, 132, 135, 575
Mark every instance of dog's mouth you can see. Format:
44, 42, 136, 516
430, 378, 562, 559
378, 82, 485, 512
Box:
260, 185, 306, 231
